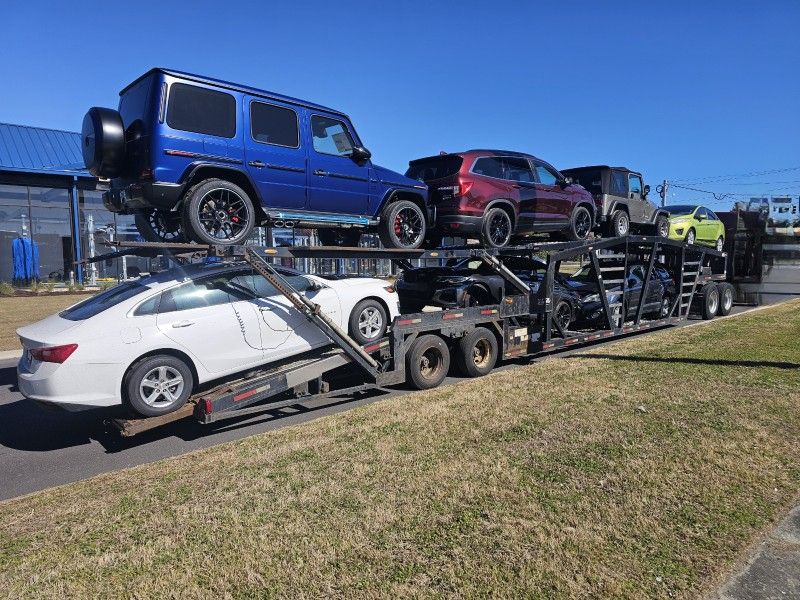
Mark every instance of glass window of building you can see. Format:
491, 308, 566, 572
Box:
28, 187, 73, 282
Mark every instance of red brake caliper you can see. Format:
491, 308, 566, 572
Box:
394, 214, 402, 235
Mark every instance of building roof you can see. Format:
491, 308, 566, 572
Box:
0, 122, 92, 178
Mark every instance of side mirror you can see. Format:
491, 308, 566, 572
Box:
558, 177, 571, 189
351, 145, 372, 165
643, 184, 650, 197
696, 213, 706, 221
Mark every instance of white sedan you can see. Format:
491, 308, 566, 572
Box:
17, 263, 399, 416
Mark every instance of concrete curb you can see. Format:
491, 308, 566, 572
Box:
0, 349, 21, 360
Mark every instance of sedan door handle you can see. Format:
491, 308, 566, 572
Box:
171, 320, 195, 328
248, 160, 265, 168
313, 169, 328, 177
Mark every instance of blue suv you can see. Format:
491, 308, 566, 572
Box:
82, 68, 429, 248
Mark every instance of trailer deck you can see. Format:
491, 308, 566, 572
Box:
85, 236, 727, 436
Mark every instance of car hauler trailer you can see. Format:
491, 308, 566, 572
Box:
83, 236, 728, 437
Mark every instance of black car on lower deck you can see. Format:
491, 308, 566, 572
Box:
567, 262, 677, 325
396, 256, 584, 330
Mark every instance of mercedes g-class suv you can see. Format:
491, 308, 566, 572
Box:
82, 68, 429, 248
560, 166, 670, 238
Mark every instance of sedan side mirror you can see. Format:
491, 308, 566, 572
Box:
351, 145, 372, 165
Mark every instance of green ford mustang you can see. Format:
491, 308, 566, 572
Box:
666, 205, 725, 251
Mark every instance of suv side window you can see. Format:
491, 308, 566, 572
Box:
629, 174, 643, 195
502, 157, 535, 182
611, 171, 627, 196
166, 83, 236, 138
251, 102, 299, 148
533, 161, 559, 186
472, 157, 504, 179
311, 115, 355, 157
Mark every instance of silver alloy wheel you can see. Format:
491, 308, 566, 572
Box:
616, 213, 629, 236
358, 306, 383, 340
139, 366, 185, 408
660, 296, 671, 317
658, 219, 669, 237
716, 237, 724, 251
197, 188, 250, 241
686, 230, 696, 245
722, 287, 733, 311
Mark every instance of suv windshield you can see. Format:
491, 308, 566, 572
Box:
666, 205, 698, 216
406, 156, 463, 181
60, 282, 149, 321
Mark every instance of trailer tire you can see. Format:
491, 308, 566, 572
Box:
123, 354, 194, 417
718, 282, 734, 316
701, 283, 719, 320
406, 335, 450, 390
456, 327, 498, 378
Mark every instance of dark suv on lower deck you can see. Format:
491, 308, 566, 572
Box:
406, 150, 597, 247
82, 68, 429, 248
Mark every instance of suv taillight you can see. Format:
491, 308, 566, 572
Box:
30, 344, 78, 364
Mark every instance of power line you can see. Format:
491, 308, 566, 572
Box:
673, 166, 800, 184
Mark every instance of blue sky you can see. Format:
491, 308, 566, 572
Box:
1, 0, 798, 210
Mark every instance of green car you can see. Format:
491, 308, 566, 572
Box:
666, 205, 725, 251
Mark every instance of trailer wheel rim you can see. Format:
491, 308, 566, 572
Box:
197, 188, 250, 241
708, 290, 719, 314
393, 206, 424, 247
488, 211, 511, 246
574, 209, 591, 239
722, 288, 733, 310
418, 347, 444, 380
472, 338, 493, 369
146, 209, 183, 241
139, 366, 184, 407
358, 306, 383, 339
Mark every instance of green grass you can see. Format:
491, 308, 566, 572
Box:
1, 301, 799, 598
0, 295, 93, 351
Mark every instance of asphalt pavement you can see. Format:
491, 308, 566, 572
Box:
0, 305, 757, 501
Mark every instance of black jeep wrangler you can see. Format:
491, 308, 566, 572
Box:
561, 166, 670, 237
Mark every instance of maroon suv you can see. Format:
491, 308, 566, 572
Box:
406, 150, 596, 247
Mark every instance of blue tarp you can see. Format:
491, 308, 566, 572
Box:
12, 237, 39, 285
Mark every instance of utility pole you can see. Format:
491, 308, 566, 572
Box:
658, 179, 669, 207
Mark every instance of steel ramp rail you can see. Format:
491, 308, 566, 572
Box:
242, 247, 380, 377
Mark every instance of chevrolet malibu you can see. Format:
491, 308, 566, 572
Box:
17, 263, 398, 417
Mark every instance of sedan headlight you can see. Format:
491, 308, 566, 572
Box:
584, 293, 601, 303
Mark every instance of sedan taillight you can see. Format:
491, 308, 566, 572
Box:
30, 344, 78, 363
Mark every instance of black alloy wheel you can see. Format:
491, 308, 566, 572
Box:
480, 207, 513, 248
378, 200, 427, 249
568, 206, 592, 241
134, 209, 186, 243
553, 300, 572, 332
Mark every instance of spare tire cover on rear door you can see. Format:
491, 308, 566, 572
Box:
82, 107, 126, 178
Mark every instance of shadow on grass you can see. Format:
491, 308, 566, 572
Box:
573, 354, 800, 370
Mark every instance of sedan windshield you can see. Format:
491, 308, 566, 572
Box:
666, 205, 698, 217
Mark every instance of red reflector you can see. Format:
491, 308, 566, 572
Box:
203, 398, 213, 414
442, 312, 463, 320
30, 343, 78, 363
165, 149, 196, 157
363, 343, 381, 353
234, 388, 259, 402
449, 223, 461, 229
